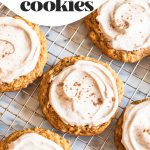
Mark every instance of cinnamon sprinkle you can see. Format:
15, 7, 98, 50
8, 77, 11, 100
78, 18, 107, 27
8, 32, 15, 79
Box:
93, 98, 103, 106
89, 93, 95, 96
58, 82, 64, 86
73, 82, 81, 86
143, 129, 150, 134
112, 97, 115, 102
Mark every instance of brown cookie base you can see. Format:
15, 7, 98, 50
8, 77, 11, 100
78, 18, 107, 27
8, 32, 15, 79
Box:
85, 11, 150, 63
0, 16, 48, 92
38, 56, 124, 136
114, 98, 150, 150
1, 128, 71, 150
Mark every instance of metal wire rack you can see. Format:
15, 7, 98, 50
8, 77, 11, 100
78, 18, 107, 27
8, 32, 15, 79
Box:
0, 4, 150, 150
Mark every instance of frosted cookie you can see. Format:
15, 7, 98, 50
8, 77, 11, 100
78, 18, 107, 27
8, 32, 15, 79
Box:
114, 98, 150, 150
85, 0, 150, 62
0, 16, 48, 92
1, 128, 71, 150
39, 56, 124, 136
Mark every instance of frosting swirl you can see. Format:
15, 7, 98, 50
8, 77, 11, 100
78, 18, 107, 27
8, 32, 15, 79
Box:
122, 101, 150, 150
0, 17, 40, 83
49, 60, 118, 126
96, 0, 150, 51
8, 133, 63, 150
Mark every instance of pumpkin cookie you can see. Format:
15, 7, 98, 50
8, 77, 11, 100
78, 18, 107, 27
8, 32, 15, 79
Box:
0, 16, 48, 92
114, 98, 150, 150
1, 128, 71, 150
85, 0, 150, 63
39, 56, 124, 136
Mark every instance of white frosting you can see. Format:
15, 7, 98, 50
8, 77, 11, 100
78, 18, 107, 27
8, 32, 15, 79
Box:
122, 101, 150, 150
8, 133, 63, 150
49, 60, 118, 126
0, 17, 40, 83
96, 0, 150, 51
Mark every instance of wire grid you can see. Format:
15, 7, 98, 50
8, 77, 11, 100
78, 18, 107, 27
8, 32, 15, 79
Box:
0, 4, 150, 150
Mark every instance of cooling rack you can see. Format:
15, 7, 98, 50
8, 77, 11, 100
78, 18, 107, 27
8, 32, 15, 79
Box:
0, 4, 150, 150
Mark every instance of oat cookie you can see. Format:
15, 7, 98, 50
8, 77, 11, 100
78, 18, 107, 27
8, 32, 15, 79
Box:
114, 98, 150, 150
0, 16, 48, 92
1, 128, 71, 150
39, 56, 124, 136
85, 1, 150, 63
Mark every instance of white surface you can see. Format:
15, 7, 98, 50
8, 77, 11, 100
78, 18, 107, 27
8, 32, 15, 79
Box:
0, 4, 150, 150
0, 0, 107, 26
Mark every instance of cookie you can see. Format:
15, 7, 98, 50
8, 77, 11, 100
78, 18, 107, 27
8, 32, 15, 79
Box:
85, 0, 150, 63
114, 98, 150, 150
39, 56, 124, 136
1, 128, 71, 150
0, 16, 48, 92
